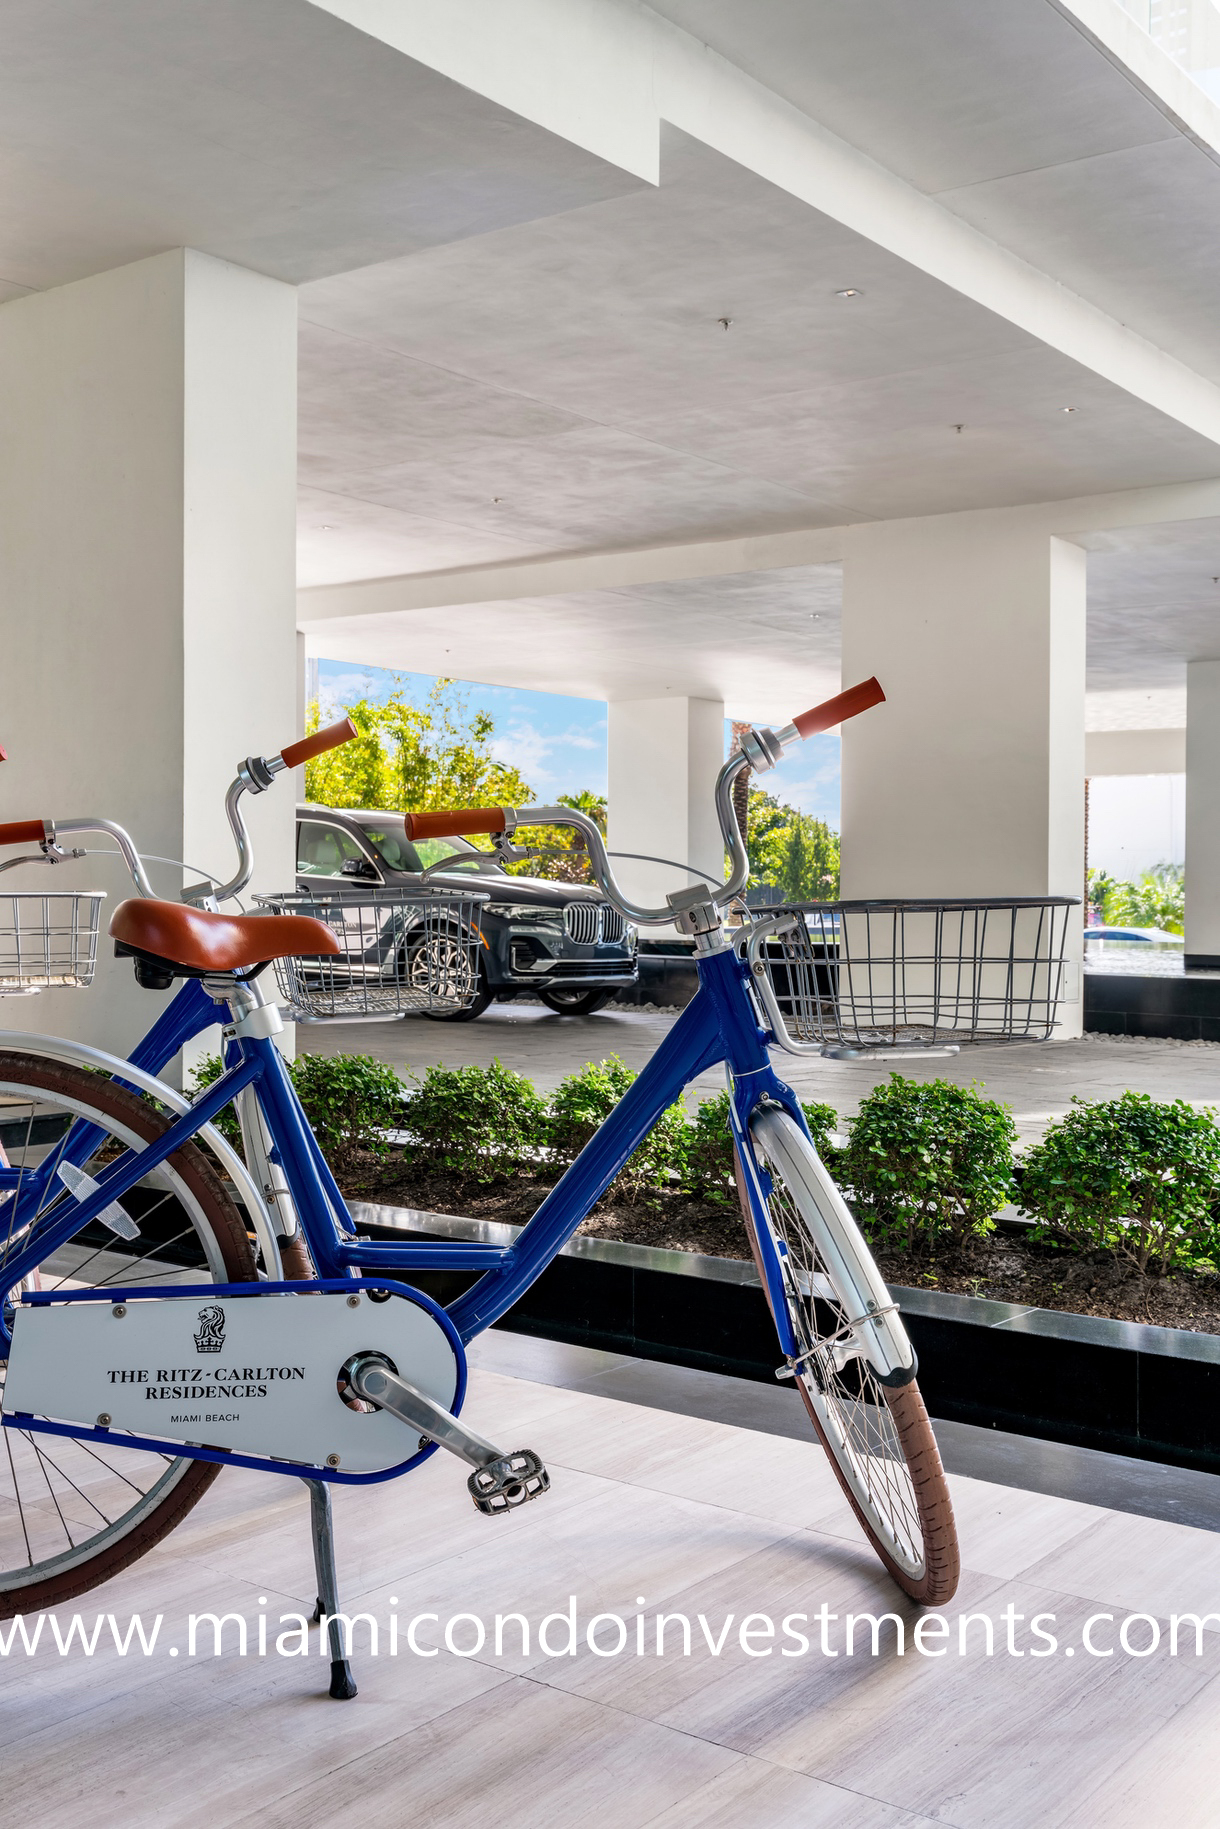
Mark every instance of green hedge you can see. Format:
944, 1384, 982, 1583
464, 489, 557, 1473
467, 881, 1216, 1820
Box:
191, 1052, 1220, 1278
839, 1075, 1017, 1251
1019, 1092, 1220, 1276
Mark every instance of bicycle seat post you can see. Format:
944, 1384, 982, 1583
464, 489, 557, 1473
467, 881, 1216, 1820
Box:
304, 1478, 358, 1700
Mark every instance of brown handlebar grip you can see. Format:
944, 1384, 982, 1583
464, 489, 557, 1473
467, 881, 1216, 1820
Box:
0, 820, 47, 846
279, 717, 359, 771
792, 677, 885, 740
403, 807, 508, 841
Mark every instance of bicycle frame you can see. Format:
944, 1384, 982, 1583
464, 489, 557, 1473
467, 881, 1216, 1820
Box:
0, 946, 808, 1369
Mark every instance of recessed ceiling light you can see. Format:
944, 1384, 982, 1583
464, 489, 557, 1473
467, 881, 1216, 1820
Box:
493, 496, 503, 503
835, 288, 862, 298
319, 524, 333, 531
1061, 406, 1077, 413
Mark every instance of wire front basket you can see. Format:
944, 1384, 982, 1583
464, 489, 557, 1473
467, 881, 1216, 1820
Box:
0, 892, 106, 994
255, 887, 489, 1019
746, 897, 1078, 1054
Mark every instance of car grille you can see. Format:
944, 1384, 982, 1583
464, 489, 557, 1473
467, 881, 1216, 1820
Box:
563, 902, 628, 946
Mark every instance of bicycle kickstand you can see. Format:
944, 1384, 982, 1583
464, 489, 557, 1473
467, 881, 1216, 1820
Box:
304, 1478, 358, 1700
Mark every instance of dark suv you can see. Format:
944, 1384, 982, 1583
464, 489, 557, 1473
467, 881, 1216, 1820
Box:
296, 804, 638, 1020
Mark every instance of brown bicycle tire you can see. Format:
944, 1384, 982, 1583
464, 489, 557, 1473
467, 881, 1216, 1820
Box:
0, 1053, 257, 1616
735, 1139, 959, 1605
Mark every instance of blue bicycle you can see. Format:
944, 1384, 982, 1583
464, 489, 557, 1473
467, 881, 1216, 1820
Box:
0, 683, 959, 1695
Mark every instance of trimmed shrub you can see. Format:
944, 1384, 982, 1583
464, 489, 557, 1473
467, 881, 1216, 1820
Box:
403, 1058, 548, 1183
682, 1090, 840, 1202
189, 1050, 407, 1171
289, 1053, 408, 1171
548, 1055, 688, 1200
841, 1074, 1016, 1251
1019, 1092, 1220, 1276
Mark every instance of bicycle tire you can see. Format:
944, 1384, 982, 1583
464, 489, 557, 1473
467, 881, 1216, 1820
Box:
737, 1105, 959, 1604
0, 1053, 257, 1615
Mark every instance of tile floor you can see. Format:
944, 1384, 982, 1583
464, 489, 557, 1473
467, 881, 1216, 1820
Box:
6, 1336, 1220, 1829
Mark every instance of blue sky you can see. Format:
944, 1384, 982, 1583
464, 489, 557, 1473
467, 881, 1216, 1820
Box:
314, 658, 841, 827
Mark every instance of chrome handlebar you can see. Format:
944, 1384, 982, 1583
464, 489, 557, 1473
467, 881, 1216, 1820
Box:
502, 746, 758, 929
3, 749, 292, 904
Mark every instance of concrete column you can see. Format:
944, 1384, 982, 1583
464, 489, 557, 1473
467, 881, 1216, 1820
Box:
840, 511, 1086, 1035
0, 249, 297, 1058
606, 697, 724, 910
1185, 661, 1220, 967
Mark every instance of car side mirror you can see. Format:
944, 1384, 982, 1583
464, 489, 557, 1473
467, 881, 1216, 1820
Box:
341, 857, 378, 880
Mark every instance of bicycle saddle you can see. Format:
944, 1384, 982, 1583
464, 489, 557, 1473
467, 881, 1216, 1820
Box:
110, 898, 340, 987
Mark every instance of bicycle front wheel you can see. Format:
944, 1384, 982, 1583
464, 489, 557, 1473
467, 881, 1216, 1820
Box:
738, 1105, 959, 1604
0, 1053, 257, 1616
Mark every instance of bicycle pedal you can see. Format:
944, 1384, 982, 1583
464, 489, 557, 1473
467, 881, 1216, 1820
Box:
468, 1449, 550, 1515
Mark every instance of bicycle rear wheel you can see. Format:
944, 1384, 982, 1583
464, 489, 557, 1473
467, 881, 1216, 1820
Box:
738, 1104, 959, 1604
0, 1053, 257, 1615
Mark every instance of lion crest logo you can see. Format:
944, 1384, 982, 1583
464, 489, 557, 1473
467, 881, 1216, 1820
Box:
193, 1305, 226, 1355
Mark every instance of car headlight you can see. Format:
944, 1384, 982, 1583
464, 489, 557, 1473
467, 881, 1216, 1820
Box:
484, 903, 564, 927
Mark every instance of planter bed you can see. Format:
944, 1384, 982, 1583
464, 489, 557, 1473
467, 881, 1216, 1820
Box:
349, 1163, 1220, 1336
347, 1198, 1220, 1477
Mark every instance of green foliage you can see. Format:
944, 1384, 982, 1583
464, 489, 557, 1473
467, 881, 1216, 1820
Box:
548, 1055, 689, 1200
189, 1051, 407, 1171
289, 1054, 408, 1171
403, 1059, 549, 1183
746, 787, 840, 900
841, 1074, 1016, 1251
187, 1055, 242, 1146
682, 1090, 840, 1202
1088, 863, 1184, 935
304, 677, 534, 816
1019, 1092, 1220, 1275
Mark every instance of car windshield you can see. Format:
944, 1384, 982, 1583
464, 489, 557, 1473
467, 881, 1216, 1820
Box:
356, 819, 497, 875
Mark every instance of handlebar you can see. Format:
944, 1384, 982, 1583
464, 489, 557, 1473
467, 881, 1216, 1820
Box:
0, 820, 49, 847
279, 717, 359, 772
414, 679, 886, 930
0, 716, 361, 904
404, 807, 509, 841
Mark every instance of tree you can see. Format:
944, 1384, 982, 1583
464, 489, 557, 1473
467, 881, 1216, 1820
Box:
1088, 863, 1184, 935
304, 678, 534, 814
745, 786, 840, 900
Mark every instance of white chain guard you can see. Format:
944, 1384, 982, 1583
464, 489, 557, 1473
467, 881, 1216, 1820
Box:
3, 1286, 463, 1475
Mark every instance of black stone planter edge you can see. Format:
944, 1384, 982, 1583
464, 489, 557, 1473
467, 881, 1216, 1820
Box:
348, 1200, 1220, 1478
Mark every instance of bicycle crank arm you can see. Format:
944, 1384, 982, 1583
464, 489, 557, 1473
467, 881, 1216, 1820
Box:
347, 1354, 549, 1515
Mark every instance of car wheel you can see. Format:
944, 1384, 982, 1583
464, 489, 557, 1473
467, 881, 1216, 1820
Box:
539, 987, 614, 1016
424, 961, 495, 1022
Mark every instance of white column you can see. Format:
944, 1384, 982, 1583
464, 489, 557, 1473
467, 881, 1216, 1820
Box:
606, 697, 724, 911
0, 249, 298, 1058
1186, 661, 1220, 966
840, 511, 1086, 1035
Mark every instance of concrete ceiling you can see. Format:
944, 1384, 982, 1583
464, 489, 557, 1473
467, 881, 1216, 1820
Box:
298, 132, 1220, 588
1083, 517, 1220, 689
300, 528, 1220, 719
650, 0, 1220, 383
302, 563, 845, 721
0, 0, 638, 297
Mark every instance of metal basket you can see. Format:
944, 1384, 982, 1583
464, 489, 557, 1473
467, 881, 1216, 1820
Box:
745, 897, 1078, 1055
0, 892, 106, 994
254, 887, 489, 1019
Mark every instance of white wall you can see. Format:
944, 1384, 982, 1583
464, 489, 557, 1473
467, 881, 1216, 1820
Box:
606, 696, 724, 910
0, 249, 298, 1059
1087, 775, 1185, 878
